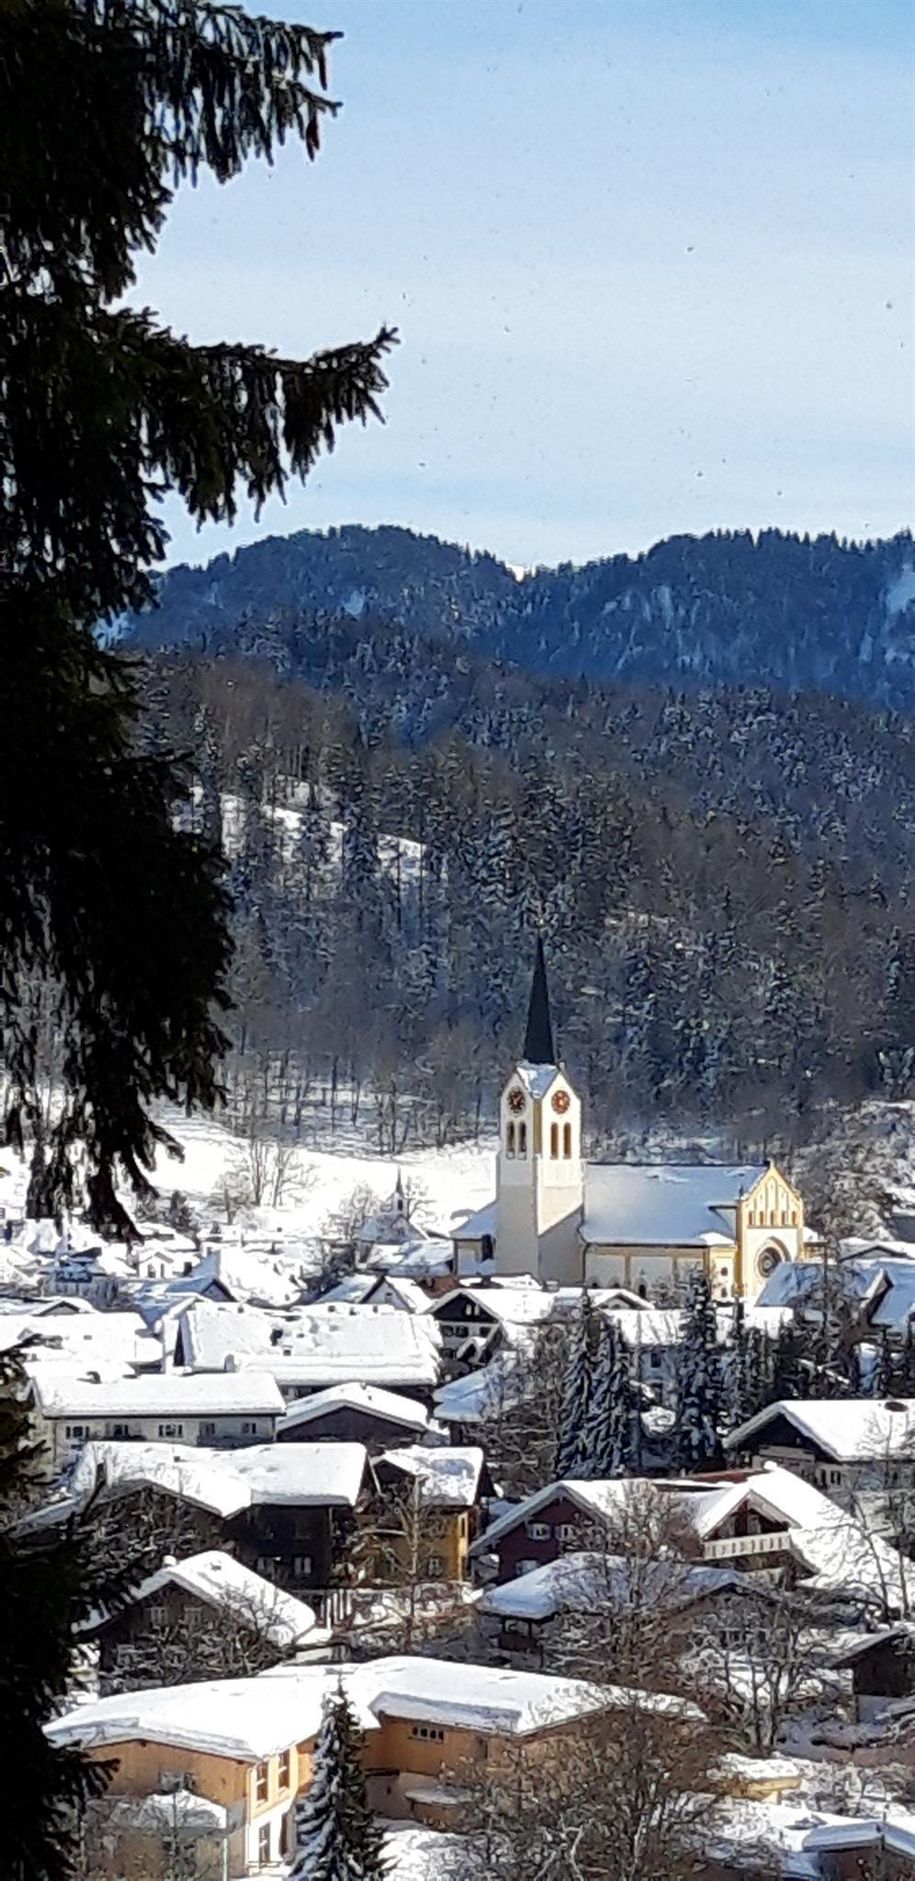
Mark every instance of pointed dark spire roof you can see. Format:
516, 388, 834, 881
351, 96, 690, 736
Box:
523, 934, 556, 1066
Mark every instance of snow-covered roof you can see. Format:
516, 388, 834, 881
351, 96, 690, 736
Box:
512, 1062, 560, 1101
178, 1299, 441, 1389
379, 1445, 485, 1508
276, 1381, 431, 1434
727, 1396, 915, 1462
0, 1311, 159, 1368
480, 1551, 748, 1622
788, 1521, 915, 1612
113, 1550, 320, 1648
30, 1366, 285, 1418
451, 1201, 498, 1244
48, 1653, 652, 1759
472, 1465, 839, 1558
66, 1438, 370, 1516
365, 1276, 433, 1313
604, 1306, 685, 1349
430, 1284, 553, 1328
581, 1162, 768, 1246
434, 1353, 526, 1426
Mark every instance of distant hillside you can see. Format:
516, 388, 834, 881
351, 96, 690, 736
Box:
126, 522, 915, 708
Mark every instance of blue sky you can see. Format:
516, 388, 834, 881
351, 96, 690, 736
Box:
134, 0, 914, 571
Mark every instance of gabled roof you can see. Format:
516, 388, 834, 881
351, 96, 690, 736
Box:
726, 1397, 915, 1462
581, 1162, 769, 1247
89, 1550, 321, 1649
65, 1437, 371, 1516
428, 1284, 553, 1328
471, 1465, 839, 1558
379, 1445, 485, 1508
178, 1299, 441, 1389
30, 1366, 284, 1418
47, 1653, 685, 1761
276, 1381, 431, 1435
480, 1550, 754, 1622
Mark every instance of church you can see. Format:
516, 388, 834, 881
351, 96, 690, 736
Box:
452, 941, 809, 1306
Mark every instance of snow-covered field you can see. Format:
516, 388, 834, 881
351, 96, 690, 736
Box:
144, 1105, 494, 1248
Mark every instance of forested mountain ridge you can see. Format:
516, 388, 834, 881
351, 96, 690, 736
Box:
124, 521, 915, 1160
127, 523, 915, 706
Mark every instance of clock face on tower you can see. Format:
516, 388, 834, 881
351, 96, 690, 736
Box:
552, 1089, 570, 1114
507, 1088, 526, 1114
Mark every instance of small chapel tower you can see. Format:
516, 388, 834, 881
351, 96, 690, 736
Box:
495, 938, 585, 1283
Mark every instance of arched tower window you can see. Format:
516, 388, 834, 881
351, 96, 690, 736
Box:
550, 1123, 559, 1159
506, 1122, 515, 1158
518, 1121, 528, 1158
563, 1123, 572, 1158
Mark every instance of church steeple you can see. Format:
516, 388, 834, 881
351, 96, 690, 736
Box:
523, 934, 556, 1065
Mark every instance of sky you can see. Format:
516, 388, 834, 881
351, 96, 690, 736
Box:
133, 0, 915, 573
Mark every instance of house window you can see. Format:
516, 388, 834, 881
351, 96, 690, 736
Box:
110, 1423, 130, 1438
409, 1724, 444, 1742
278, 1748, 291, 1789
557, 1523, 576, 1542
64, 1425, 86, 1440
506, 1122, 516, 1158
157, 1422, 184, 1439
425, 1555, 444, 1578
503, 1619, 529, 1636
258, 1822, 272, 1863
550, 1122, 559, 1159
829, 1469, 841, 1486
256, 1556, 277, 1576
649, 1351, 662, 1370
255, 1760, 270, 1804
292, 1555, 313, 1579
241, 1421, 259, 1437
563, 1123, 572, 1158
518, 1121, 527, 1157
526, 1522, 551, 1540
149, 1605, 168, 1630
200, 1421, 216, 1438
517, 1558, 538, 1576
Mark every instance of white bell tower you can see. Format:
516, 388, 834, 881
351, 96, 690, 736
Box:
494, 939, 584, 1285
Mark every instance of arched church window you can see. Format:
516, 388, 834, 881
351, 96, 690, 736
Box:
518, 1121, 527, 1157
506, 1122, 515, 1158
550, 1123, 559, 1158
563, 1123, 572, 1158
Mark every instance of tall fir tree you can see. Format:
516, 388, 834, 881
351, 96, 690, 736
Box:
584, 1320, 635, 1478
555, 1290, 599, 1478
0, 0, 394, 1228
292, 1687, 388, 1881
676, 1271, 726, 1470
0, 1348, 135, 1879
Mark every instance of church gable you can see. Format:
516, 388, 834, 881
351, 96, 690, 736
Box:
740, 1163, 803, 1234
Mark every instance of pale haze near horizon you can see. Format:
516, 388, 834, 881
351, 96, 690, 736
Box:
131, 0, 914, 575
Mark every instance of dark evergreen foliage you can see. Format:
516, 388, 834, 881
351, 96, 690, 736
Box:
291, 1686, 388, 1880
0, 0, 394, 1227
555, 1291, 599, 1478
0, 1349, 134, 1880
676, 1273, 726, 1470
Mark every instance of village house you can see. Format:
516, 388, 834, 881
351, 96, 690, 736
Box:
469, 1465, 847, 1584
275, 1380, 439, 1450
424, 1280, 553, 1368
477, 1547, 776, 1665
50, 1438, 377, 1610
833, 1624, 915, 1722
83, 1549, 326, 1693
725, 1397, 915, 1500
28, 1367, 286, 1470
452, 941, 811, 1303
47, 1655, 696, 1875
370, 1444, 492, 1583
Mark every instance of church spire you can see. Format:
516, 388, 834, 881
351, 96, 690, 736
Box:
523, 934, 556, 1065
